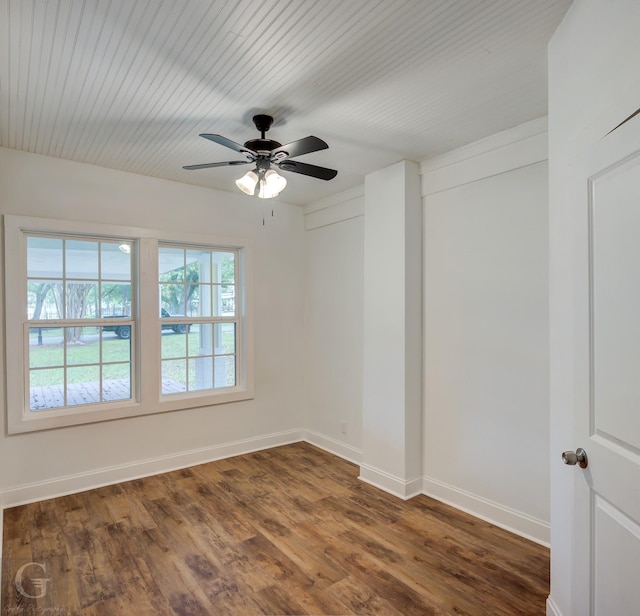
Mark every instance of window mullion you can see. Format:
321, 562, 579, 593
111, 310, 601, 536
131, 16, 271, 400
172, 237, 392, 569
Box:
138, 237, 160, 404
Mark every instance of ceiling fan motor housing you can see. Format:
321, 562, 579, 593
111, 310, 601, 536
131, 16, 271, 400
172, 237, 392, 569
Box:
252, 114, 274, 134
243, 138, 282, 153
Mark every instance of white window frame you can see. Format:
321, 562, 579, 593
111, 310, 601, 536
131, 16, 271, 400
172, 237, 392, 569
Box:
4, 215, 254, 434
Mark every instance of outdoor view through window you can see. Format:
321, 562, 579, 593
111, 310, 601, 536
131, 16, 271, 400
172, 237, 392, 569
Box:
27, 236, 133, 410
158, 244, 237, 395
26, 238, 239, 413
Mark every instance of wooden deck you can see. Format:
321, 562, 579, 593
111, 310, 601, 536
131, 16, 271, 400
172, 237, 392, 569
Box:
2, 442, 549, 615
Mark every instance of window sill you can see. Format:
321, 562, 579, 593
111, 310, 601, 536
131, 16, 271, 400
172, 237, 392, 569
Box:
8, 387, 255, 434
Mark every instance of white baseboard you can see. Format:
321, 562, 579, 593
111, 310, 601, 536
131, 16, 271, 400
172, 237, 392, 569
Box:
422, 475, 550, 546
546, 596, 562, 616
359, 463, 423, 500
0, 429, 305, 509
0, 430, 550, 574
303, 430, 362, 465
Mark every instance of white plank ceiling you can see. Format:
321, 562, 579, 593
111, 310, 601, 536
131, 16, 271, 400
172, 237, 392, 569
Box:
0, 0, 571, 206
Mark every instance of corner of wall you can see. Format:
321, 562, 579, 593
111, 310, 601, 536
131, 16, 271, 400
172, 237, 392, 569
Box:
422, 475, 550, 546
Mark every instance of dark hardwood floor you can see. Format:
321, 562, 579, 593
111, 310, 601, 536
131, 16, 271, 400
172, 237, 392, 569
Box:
2, 442, 549, 615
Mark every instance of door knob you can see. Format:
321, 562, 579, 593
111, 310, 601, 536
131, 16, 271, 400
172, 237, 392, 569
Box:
562, 448, 588, 469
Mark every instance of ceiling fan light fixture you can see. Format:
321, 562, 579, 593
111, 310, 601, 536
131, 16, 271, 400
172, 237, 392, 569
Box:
235, 170, 259, 195
257, 181, 277, 199
265, 169, 287, 192
256, 169, 287, 199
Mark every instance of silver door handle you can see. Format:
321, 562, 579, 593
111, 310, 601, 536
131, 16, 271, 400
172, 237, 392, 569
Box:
562, 448, 588, 469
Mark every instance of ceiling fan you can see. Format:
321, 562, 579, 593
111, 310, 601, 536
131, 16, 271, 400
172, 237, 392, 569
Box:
183, 114, 338, 199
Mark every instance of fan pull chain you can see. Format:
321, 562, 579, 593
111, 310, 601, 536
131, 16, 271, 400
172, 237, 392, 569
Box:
262, 207, 275, 226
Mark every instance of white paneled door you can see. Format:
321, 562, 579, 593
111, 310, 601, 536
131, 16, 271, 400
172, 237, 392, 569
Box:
569, 112, 640, 614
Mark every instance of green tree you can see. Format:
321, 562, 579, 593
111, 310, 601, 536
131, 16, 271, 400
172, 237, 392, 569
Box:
52, 282, 95, 342
28, 282, 53, 319
160, 263, 199, 314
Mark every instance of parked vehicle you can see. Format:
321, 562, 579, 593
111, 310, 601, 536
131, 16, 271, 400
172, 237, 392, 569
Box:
102, 308, 190, 339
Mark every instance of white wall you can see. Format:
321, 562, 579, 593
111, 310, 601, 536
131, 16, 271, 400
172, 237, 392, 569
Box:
0, 147, 306, 506
421, 118, 551, 543
302, 119, 551, 543
303, 188, 364, 462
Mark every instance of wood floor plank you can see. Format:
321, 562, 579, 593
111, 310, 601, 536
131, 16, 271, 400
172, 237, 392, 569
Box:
2, 442, 550, 615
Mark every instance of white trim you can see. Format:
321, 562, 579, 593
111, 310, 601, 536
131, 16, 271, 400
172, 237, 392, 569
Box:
304, 195, 364, 231
420, 117, 548, 196
420, 116, 547, 174
546, 595, 563, 616
0, 429, 304, 509
422, 475, 550, 546
358, 463, 423, 500
304, 198, 364, 231
303, 430, 362, 465
303, 185, 364, 215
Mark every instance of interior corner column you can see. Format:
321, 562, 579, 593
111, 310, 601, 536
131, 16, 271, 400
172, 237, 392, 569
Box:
360, 160, 422, 498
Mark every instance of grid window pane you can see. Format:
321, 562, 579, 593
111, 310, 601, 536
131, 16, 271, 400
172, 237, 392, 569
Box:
28, 281, 62, 320
162, 327, 186, 359
214, 323, 236, 354
214, 356, 236, 388
160, 284, 185, 316
159, 247, 185, 281
101, 332, 131, 363
162, 359, 187, 394
27, 237, 63, 278
65, 281, 98, 319
188, 324, 213, 357
67, 365, 100, 406
186, 249, 210, 282
189, 356, 213, 391
188, 284, 210, 317
221, 284, 235, 316
30, 368, 65, 410
101, 282, 132, 317
66, 240, 99, 279
29, 327, 64, 367
66, 327, 100, 365
101, 242, 132, 281
217, 252, 235, 284
102, 363, 131, 401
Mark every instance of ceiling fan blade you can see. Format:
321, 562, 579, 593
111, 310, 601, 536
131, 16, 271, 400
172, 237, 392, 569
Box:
270, 136, 328, 161
183, 160, 251, 170
200, 134, 257, 157
277, 160, 338, 180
